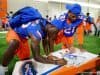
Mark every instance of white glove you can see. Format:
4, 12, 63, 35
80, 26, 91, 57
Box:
0, 65, 8, 75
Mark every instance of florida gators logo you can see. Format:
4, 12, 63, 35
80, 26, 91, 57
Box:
58, 14, 66, 21
20, 61, 37, 75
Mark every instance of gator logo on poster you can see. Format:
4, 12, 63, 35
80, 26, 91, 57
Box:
20, 61, 37, 75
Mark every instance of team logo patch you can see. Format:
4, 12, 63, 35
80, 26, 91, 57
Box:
58, 15, 65, 21
20, 61, 37, 75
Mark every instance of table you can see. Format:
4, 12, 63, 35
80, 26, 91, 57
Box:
50, 57, 100, 75
12, 48, 100, 75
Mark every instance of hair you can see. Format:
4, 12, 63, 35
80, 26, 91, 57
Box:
46, 15, 49, 18
86, 12, 90, 16
9, 11, 13, 14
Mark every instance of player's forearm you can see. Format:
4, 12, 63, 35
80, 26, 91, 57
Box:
49, 38, 54, 53
34, 55, 56, 64
31, 42, 55, 64
42, 38, 49, 55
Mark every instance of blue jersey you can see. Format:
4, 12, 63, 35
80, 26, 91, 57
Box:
14, 21, 44, 40
86, 16, 93, 24
51, 14, 66, 30
9, 7, 47, 40
63, 19, 82, 36
51, 13, 82, 37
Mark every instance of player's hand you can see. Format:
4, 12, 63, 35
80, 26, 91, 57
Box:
47, 55, 60, 60
55, 59, 67, 66
47, 54, 67, 65
80, 49, 87, 52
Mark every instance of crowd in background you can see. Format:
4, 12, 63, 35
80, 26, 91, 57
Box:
0, 11, 13, 31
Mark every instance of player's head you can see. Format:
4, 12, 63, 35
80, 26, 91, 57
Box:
66, 4, 81, 22
86, 12, 90, 16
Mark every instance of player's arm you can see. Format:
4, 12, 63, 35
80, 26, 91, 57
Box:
46, 24, 59, 53
30, 34, 54, 63
29, 34, 67, 65
42, 36, 49, 55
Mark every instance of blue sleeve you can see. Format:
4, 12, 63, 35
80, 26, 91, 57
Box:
51, 19, 64, 30
27, 25, 42, 40
40, 18, 47, 27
